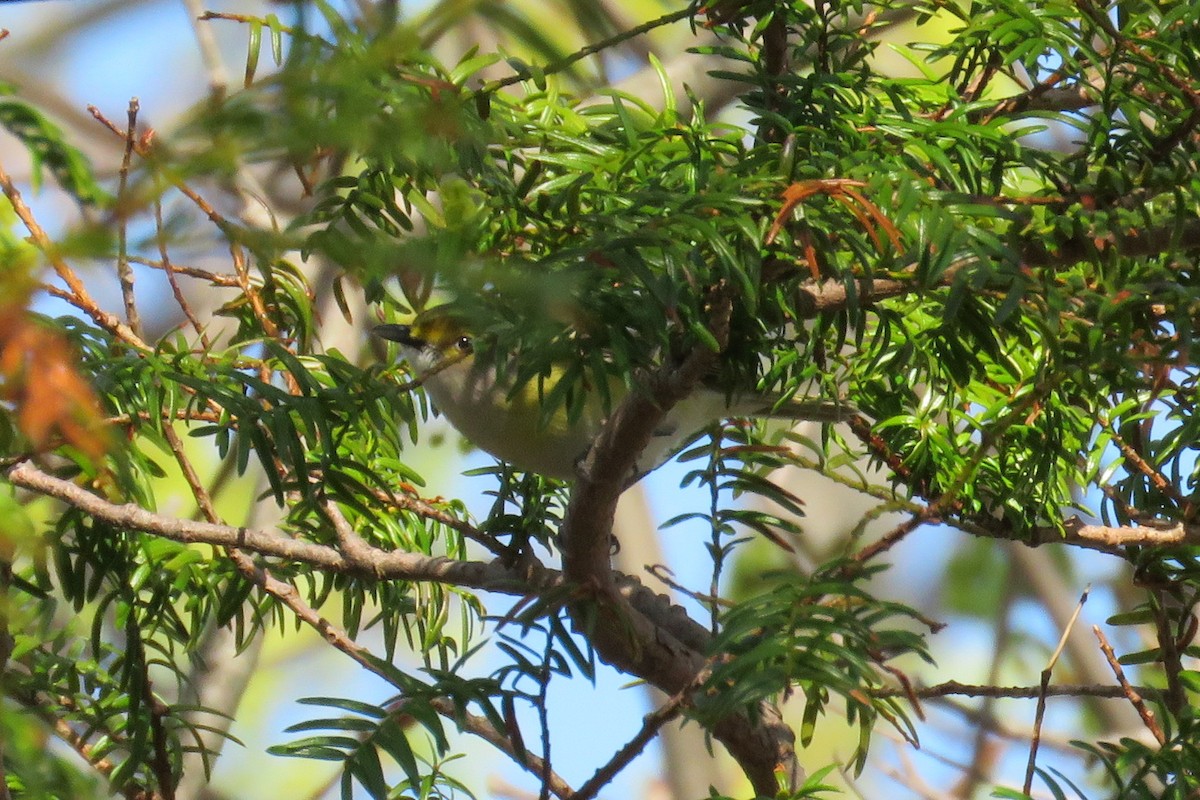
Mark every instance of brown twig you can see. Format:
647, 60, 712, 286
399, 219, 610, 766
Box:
1105, 419, 1183, 504
424, 697, 575, 799
363, 483, 507, 557
645, 563, 734, 609
154, 197, 212, 348
129, 624, 176, 799
127, 256, 242, 287
873, 679, 1163, 701
960, 48, 1004, 105
50, 714, 154, 800
1023, 587, 1089, 795
476, 7, 694, 94
1074, 0, 1200, 109
850, 510, 936, 564
1093, 625, 1166, 745
571, 665, 713, 800
1150, 590, 1189, 715
116, 98, 143, 339
820, 457, 1186, 573
786, 214, 1200, 322
3, 459, 549, 595
847, 375, 1058, 567
9, 687, 155, 799
983, 80, 1099, 123
0, 160, 148, 350
230, 243, 281, 338
197, 11, 304, 38
87, 105, 238, 237
106, 409, 221, 426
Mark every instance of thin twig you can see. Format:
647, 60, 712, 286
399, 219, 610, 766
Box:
116, 98, 143, 339
645, 563, 733, 609
1105, 420, 1184, 505
1023, 586, 1089, 795
959, 49, 1004, 104
787, 213, 1200, 321
127, 256, 242, 286
1074, 0, 1200, 108
50, 715, 148, 799
363, 483, 506, 557
1093, 625, 1166, 745
424, 698, 575, 800
197, 11, 305, 39
154, 196, 211, 348
1149, 590, 1188, 715
230, 243, 280, 338
0, 160, 148, 350
130, 624, 176, 799
10, 689, 152, 799
87, 105, 238, 236
873, 679, 1163, 701
850, 510, 935, 564
476, 7, 694, 94
572, 667, 710, 800
183, 0, 230, 97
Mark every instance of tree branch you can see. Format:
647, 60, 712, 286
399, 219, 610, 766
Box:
3, 460, 540, 589
424, 698, 575, 800
0, 160, 147, 350
559, 287, 801, 795
2, 458, 719, 662
789, 215, 1200, 320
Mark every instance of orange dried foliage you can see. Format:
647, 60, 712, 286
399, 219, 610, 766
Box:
767, 179, 904, 280
0, 304, 110, 462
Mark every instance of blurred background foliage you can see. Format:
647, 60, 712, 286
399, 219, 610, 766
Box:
2, 0, 1200, 798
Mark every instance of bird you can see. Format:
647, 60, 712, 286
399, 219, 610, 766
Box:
375, 310, 851, 481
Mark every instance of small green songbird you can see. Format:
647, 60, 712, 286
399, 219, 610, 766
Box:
376, 311, 850, 481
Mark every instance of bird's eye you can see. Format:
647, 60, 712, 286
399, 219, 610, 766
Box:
455, 336, 473, 353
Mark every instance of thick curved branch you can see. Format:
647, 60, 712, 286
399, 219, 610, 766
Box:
559, 289, 801, 796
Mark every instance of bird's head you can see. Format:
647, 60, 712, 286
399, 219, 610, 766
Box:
375, 310, 475, 376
